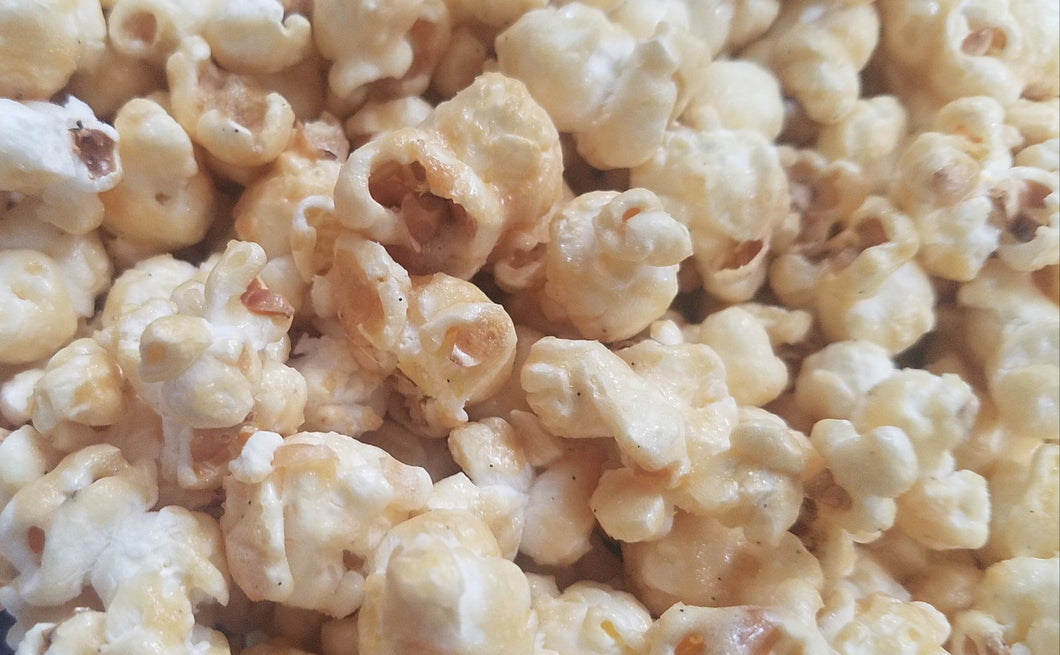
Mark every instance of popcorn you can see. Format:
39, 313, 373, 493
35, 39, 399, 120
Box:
334, 72, 563, 281
331, 235, 518, 431
540, 188, 692, 342
203, 0, 313, 75
0, 250, 79, 366
0, 96, 122, 235
521, 336, 689, 478
101, 97, 216, 255
358, 509, 537, 655
312, 0, 451, 104
167, 36, 296, 169
496, 3, 681, 169
743, 0, 879, 125
222, 430, 432, 618
0, 0, 106, 100
529, 575, 652, 655
645, 602, 831, 655
0, 0, 1057, 650
623, 511, 824, 616
631, 125, 790, 302
950, 557, 1060, 655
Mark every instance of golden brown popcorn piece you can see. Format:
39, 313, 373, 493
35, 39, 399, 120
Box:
167, 36, 296, 169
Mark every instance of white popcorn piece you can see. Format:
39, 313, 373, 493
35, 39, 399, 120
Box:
530, 575, 653, 655
950, 557, 1060, 655
0, 444, 157, 607
331, 235, 517, 431
688, 306, 788, 407
521, 336, 689, 478
983, 443, 1059, 561
222, 430, 432, 617
682, 59, 786, 139
819, 590, 950, 655
30, 338, 125, 435
520, 444, 605, 566
744, 0, 879, 125
0, 96, 122, 235
167, 36, 296, 169
631, 126, 790, 302
541, 188, 692, 342
101, 98, 216, 254
794, 340, 897, 421
624, 511, 824, 616
203, 0, 313, 75
106, 0, 216, 64
645, 602, 831, 655
426, 472, 527, 561
312, 0, 450, 104
496, 3, 682, 169
0, 0, 106, 100
359, 509, 537, 655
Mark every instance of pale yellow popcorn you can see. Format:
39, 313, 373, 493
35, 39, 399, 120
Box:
540, 188, 692, 342
809, 419, 918, 543
687, 306, 788, 407
203, 0, 312, 74
64, 39, 163, 120
107, 0, 216, 64
950, 557, 1059, 655
521, 336, 689, 478
101, 97, 216, 255
222, 430, 432, 618
313, 0, 451, 104
0, 426, 62, 510
29, 339, 124, 435
288, 332, 388, 438
430, 25, 490, 99
101, 241, 304, 488
233, 115, 349, 277
859, 368, 979, 475
496, 3, 681, 169
816, 96, 910, 192
878, 0, 1059, 118
632, 126, 789, 302
448, 417, 534, 492
167, 36, 296, 168
0, 444, 157, 606
521, 444, 606, 566
359, 509, 537, 655
344, 96, 434, 147
957, 259, 1058, 368
590, 466, 674, 543
744, 0, 879, 125
0, 96, 122, 235
529, 575, 653, 655
426, 472, 527, 560
0, 250, 78, 366
820, 590, 950, 655
996, 163, 1060, 273
624, 511, 823, 616
985, 315, 1060, 442
673, 406, 811, 547
335, 73, 562, 281
0, 0, 105, 100
645, 602, 831, 655
682, 59, 785, 140
331, 235, 518, 431
983, 443, 1060, 561
16, 506, 232, 655
1007, 98, 1060, 146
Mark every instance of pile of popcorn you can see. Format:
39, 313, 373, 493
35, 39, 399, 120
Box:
1, 0, 1058, 653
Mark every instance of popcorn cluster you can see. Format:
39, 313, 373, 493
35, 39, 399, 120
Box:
0, 0, 1057, 653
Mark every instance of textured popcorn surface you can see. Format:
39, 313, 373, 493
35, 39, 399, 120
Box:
0, 1, 1057, 654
